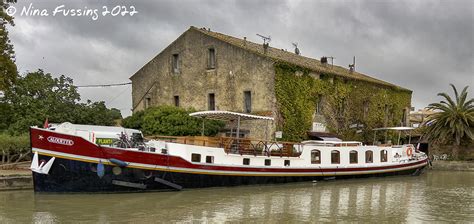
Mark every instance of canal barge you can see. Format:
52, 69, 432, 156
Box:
30, 111, 429, 192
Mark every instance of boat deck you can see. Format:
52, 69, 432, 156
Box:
148, 135, 303, 157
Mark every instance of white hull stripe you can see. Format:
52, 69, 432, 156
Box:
32, 148, 427, 177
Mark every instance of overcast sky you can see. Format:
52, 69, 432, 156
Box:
8, 0, 474, 117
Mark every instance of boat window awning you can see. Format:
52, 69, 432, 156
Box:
372, 127, 415, 131
189, 111, 274, 121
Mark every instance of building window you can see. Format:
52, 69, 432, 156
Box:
350, 150, 358, 164
145, 97, 151, 109
244, 91, 252, 113
208, 48, 216, 69
191, 153, 201, 162
172, 54, 179, 73
311, 150, 321, 164
243, 158, 250, 165
284, 160, 290, 166
363, 101, 369, 118
208, 93, 215, 110
174, 95, 180, 107
265, 159, 271, 166
338, 98, 346, 116
316, 94, 323, 114
366, 150, 373, 163
206, 156, 214, 164
331, 150, 340, 164
381, 150, 388, 162
402, 108, 408, 126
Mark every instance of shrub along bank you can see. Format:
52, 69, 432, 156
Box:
0, 134, 30, 165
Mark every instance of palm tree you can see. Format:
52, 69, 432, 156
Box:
424, 84, 474, 150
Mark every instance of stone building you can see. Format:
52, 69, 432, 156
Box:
130, 26, 412, 141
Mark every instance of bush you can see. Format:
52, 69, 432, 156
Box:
122, 110, 145, 130
0, 133, 31, 164
123, 106, 225, 136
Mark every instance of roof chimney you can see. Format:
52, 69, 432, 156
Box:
321, 57, 328, 64
348, 56, 356, 72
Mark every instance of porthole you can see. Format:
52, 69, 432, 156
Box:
112, 166, 122, 175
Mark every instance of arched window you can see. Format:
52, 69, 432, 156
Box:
366, 151, 373, 163
350, 150, 358, 164
311, 150, 321, 164
331, 150, 340, 164
381, 150, 388, 162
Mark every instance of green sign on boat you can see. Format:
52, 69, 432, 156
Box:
96, 138, 114, 145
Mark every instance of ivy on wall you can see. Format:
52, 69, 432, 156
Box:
274, 62, 412, 142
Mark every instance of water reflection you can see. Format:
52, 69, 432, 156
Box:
0, 171, 472, 223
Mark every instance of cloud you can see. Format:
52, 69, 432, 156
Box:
8, 0, 474, 117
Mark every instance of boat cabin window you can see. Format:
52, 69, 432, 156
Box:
331, 150, 340, 164
191, 153, 201, 162
381, 150, 388, 162
311, 150, 321, 164
206, 156, 214, 164
243, 158, 250, 165
366, 151, 373, 163
284, 160, 290, 166
350, 150, 358, 164
265, 159, 271, 166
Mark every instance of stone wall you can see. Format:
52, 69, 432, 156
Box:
131, 29, 277, 139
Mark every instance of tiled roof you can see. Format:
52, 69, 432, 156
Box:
192, 26, 411, 92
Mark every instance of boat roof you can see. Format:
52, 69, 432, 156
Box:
189, 111, 274, 121
372, 127, 415, 131
54, 122, 142, 135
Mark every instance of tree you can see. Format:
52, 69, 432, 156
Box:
0, 0, 18, 90
424, 84, 474, 151
108, 108, 123, 120
123, 106, 225, 136
1, 70, 123, 134
122, 110, 145, 129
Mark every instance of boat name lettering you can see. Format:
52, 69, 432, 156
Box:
47, 136, 74, 146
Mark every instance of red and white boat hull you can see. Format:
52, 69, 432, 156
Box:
30, 127, 429, 192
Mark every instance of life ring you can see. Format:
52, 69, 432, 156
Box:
406, 147, 413, 157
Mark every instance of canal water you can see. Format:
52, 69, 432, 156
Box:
0, 170, 472, 223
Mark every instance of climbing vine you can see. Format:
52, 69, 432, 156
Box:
274, 62, 411, 142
